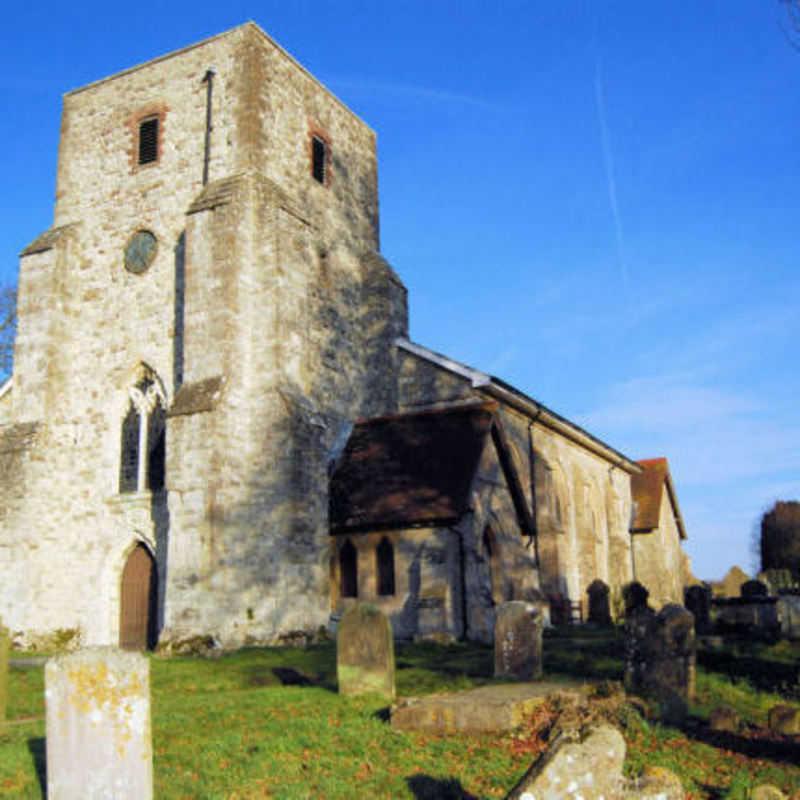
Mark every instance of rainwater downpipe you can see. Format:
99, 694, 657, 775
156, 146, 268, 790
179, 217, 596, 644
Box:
527, 408, 543, 570
201, 68, 216, 185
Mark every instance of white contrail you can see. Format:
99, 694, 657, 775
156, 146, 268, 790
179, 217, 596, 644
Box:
594, 55, 631, 301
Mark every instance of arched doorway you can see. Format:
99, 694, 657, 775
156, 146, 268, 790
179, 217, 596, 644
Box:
120, 543, 158, 650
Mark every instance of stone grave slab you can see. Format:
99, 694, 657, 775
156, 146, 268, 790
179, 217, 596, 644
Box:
391, 680, 583, 734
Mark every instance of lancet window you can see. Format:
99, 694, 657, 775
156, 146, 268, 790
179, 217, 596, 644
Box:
119, 375, 167, 493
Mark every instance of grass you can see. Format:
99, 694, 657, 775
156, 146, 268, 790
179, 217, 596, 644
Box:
0, 633, 798, 798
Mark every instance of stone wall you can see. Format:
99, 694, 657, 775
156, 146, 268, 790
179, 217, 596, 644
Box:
632, 488, 686, 608
0, 23, 406, 649
329, 424, 539, 644
397, 347, 636, 616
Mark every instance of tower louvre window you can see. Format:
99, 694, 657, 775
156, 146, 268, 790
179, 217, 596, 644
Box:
138, 118, 159, 165
312, 135, 327, 184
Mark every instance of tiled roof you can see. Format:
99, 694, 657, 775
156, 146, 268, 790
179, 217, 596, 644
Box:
330, 404, 495, 532
631, 457, 686, 539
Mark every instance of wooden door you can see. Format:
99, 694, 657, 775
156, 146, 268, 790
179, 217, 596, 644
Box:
120, 544, 157, 650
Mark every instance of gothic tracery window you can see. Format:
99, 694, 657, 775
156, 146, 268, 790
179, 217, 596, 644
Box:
119, 375, 167, 494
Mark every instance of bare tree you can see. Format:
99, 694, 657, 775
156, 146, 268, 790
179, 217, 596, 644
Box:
0, 284, 16, 379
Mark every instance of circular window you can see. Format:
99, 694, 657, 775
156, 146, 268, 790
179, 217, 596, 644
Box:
124, 230, 158, 274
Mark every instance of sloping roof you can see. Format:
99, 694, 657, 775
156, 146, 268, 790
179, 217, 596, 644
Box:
631, 457, 687, 539
330, 404, 496, 532
396, 338, 641, 474
168, 375, 225, 417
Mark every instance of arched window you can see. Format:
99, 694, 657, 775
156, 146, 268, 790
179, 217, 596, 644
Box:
376, 536, 395, 596
340, 539, 358, 598
119, 373, 167, 494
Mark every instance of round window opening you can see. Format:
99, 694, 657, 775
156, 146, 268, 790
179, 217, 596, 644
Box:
124, 230, 158, 274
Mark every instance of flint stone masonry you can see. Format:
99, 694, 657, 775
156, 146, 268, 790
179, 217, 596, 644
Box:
494, 601, 543, 680
504, 725, 626, 800
336, 604, 394, 700
45, 648, 152, 800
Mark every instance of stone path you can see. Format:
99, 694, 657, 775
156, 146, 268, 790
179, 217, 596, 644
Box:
391, 679, 585, 734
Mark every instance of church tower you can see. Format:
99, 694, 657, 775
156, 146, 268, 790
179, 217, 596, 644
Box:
1, 23, 407, 647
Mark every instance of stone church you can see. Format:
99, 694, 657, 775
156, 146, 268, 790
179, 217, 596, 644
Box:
0, 23, 691, 650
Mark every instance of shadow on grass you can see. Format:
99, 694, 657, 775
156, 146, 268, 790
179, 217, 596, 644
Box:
543, 628, 624, 682
683, 719, 800, 767
406, 774, 478, 799
27, 737, 45, 797
696, 649, 800, 699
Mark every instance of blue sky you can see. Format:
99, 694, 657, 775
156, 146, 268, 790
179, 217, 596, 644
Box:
1, 1, 798, 582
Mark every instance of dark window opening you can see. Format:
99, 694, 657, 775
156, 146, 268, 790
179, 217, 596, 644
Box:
377, 537, 395, 596
119, 404, 140, 493
312, 135, 326, 184
340, 539, 358, 598
139, 118, 159, 165
146, 403, 166, 491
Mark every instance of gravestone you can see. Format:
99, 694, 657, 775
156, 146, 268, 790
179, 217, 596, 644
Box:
0, 619, 8, 722
768, 704, 800, 736
586, 579, 612, 625
336, 604, 395, 700
625, 604, 695, 725
623, 584, 656, 695
494, 601, 543, 681
777, 594, 800, 640
45, 647, 152, 799
741, 579, 768, 599
623, 581, 651, 615
684, 584, 712, 633
504, 725, 626, 800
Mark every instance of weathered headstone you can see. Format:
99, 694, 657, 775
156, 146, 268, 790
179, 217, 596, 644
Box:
710, 707, 740, 733
741, 579, 768, 599
0, 618, 8, 722
586, 579, 612, 626
777, 594, 800, 640
45, 647, 152, 799
768, 704, 800, 737
625, 604, 695, 725
623, 581, 651, 615
684, 584, 712, 633
494, 601, 543, 681
504, 725, 625, 800
336, 604, 395, 700
623, 584, 656, 695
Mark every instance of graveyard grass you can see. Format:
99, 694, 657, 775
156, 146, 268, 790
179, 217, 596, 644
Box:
0, 632, 798, 798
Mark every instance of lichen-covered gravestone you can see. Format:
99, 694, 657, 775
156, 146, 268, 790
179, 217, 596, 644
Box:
336, 604, 395, 700
494, 601, 543, 681
625, 603, 695, 725
45, 647, 152, 799
504, 725, 626, 800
